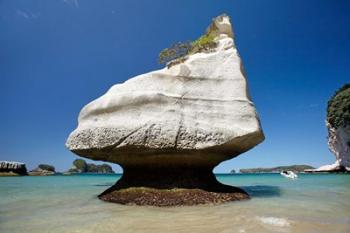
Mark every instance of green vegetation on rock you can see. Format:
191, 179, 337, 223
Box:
38, 164, 55, 172
69, 159, 114, 174
189, 34, 216, 54
73, 159, 87, 172
158, 42, 192, 65
158, 20, 218, 67
327, 84, 350, 129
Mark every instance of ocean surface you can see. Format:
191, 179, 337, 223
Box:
0, 173, 349, 233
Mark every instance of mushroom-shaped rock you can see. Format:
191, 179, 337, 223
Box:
66, 14, 264, 206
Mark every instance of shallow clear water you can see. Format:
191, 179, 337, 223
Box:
0, 173, 349, 233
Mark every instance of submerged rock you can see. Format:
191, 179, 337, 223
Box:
307, 84, 350, 173
66, 14, 264, 205
0, 161, 27, 176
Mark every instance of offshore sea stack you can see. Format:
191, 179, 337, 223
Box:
308, 84, 350, 173
0, 161, 27, 176
66, 14, 264, 206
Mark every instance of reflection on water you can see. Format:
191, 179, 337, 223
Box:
94, 182, 115, 187
242, 185, 282, 197
0, 174, 349, 233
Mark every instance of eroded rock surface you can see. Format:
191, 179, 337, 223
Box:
309, 123, 350, 173
66, 14, 264, 205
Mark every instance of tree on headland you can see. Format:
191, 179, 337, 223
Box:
327, 84, 350, 129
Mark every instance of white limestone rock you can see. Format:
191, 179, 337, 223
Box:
66, 15, 264, 166
311, 123, 350, 172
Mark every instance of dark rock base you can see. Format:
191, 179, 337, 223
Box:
98, 166, 249, 206
99, 187, 249, 206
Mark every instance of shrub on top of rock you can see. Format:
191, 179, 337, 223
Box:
189, 34, 216, 54
158, 17, 219, 67
158, 42, 192, 65
68, 159, 114, 174
38, 164, 55, 172
72, 159, 87, 172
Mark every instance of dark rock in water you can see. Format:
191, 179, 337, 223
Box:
66, 14, 264, 206
29, 164, 56, 176
99, 166, 249, 206
68, 159, 114, 174
100, 187, 248, 207
0, 161, 27, 176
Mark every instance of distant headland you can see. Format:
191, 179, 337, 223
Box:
236, 165, 315, 174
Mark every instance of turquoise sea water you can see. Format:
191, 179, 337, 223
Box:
0, 174, 349, 233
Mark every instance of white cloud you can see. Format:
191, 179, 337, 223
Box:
63, 0, 79, 8
16, 10, 39, 19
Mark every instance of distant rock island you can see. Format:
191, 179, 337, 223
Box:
29, 164, 56, 176
307, 84, 350, 173
66, 14, 264, 206
239, 165, 314, 174
67, 159, 114, 174
0, 161, 27, 176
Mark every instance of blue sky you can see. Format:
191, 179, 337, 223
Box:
0, 0, 349, 173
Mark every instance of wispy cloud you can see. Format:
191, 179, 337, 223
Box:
63, 0, 79, 8
16, 10, 39, 19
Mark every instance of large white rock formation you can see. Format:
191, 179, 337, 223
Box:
66, 15, 264, 166
66, 14, 264, 205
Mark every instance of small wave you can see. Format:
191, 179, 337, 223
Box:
258, 217, 291, 227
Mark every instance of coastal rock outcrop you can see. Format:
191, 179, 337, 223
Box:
307, 84, 350, 173
29, 164, 56, 176
66, 14, 264, 205
68, 159, 114, 174
0, 161, 27, 176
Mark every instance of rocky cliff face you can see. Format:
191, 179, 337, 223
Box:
311, 84, 350, 172
328, 123, 350, 170
66, 14, 264, 205
0, 161, 27, 175
314, 123, 350, 172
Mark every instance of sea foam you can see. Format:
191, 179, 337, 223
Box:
258, 217, 291, 227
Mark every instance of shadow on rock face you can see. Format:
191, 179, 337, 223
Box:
240, 185, 282, 198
